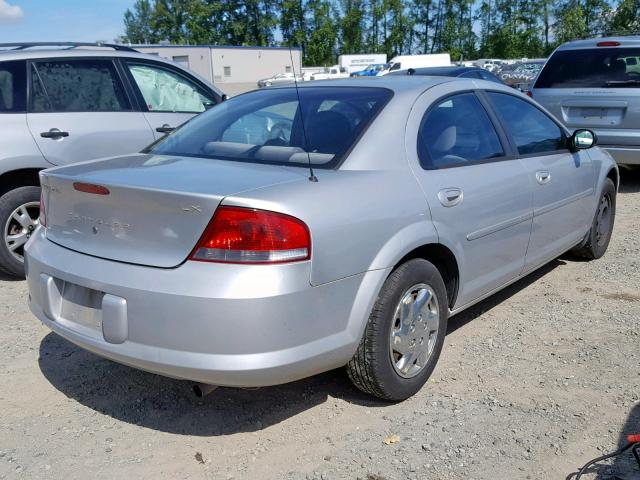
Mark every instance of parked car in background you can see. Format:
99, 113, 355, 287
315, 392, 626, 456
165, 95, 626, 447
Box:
309, 65, 349, 80
501, 60, 546, 90
351, 63, 387, 77
531, 37, 640, 167
27, 76, 617, 402
257, 72, 302, 88
0, 42, 223, 277
377, 54, 451, 76
389, 65, 504, 84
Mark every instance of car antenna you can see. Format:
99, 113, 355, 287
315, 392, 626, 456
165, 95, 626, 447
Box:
289, 46, 318, 183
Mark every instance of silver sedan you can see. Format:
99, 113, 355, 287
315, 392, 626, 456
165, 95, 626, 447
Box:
26, 77, 618, 400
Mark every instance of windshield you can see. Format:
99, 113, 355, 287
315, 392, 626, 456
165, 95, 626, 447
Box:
535, 48, 640, 88
149, 86, 392, 169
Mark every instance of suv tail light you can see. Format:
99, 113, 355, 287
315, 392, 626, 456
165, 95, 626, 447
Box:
526, 90, 533, 97
39, 189, 46, 227
190, 206, 311, 264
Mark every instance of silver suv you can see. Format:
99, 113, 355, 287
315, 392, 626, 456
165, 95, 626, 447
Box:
0, 42, 223, 277
531, 36, 640, 167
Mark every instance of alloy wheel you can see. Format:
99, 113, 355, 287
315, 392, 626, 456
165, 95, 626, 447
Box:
3, 201, 39, 263
389, 283, 440, 378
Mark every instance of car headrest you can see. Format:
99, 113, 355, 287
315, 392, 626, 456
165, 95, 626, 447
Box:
306, 111, 353, 154
433, 125, 457, 153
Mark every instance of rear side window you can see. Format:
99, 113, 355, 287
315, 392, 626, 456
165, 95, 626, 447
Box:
30, 60, 131, 112
488, 93, 565, 155
418, 93, 504, 169
150, 86, 392, 169
0, 60, 26, 112
535, 48, 640, 88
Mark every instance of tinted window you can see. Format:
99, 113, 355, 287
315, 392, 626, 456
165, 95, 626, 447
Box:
535, 48, 640, 88
0, 60, 26, 112
30, 60, 130, 113
478, 70, 502, 83
418, 93, 504, 169
150, 87, 392, 168
488, 93, 565, 155
127, 62, 216, 113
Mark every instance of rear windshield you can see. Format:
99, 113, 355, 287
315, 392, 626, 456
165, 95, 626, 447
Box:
0, 61, 26, 112
149, 86, 392, 168
535, 47, 640, 88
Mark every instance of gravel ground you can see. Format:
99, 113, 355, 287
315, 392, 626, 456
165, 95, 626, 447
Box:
1, 171, 639, 480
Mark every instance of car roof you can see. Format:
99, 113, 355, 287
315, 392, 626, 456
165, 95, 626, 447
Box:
390, 66, 484, 77
0, 47, 174, 62
269, 75, 517, 98
0, 47, 224, 96
557, 36, 640, 50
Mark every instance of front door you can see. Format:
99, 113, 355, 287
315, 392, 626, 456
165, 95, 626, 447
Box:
26, 58, 154, 166
406, 87, 533, 309
486, 92, 594, 270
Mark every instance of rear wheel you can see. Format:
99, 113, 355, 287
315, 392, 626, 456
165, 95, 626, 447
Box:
0, 186, 41, 278
347, 259, 448, 401
571, 178, 616, 260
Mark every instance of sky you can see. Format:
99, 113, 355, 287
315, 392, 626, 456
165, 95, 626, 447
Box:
0, 0, 136, 44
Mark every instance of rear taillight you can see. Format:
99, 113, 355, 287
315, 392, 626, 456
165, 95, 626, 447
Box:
39, 189, 46, 227
526, 90, 533, 97
190, 206, 311, 264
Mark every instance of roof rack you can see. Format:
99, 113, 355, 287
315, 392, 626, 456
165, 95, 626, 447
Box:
0, 42, 138, 52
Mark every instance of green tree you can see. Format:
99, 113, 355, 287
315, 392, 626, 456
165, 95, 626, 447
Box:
608, 0, 640, 34
306, 0, 337, 64
123, 0, 157, 43
340, 0, 365, 53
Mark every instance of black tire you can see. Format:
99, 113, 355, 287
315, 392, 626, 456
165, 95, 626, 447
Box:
571, 178, 616, 260
346, 258, 448, 401
0, 186, 41, 278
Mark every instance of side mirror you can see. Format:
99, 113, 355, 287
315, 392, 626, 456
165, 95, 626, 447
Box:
221, 94, 228, 102
570, 129, 597, 150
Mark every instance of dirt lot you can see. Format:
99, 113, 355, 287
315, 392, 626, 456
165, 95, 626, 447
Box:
1, 172, 639, 480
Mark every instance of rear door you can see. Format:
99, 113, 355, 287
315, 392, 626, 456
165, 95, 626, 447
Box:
122, 59, 218, 139
406, 86, 533, 308
486, 91, 594, 270
532, 46, 640, 149
26, 58, 154, 166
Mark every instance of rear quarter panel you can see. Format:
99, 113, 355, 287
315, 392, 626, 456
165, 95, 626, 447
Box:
0, 113, 50, 179
223, 169, 436, 286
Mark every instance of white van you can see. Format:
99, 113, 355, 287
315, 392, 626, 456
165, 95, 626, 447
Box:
377, 53, 451, 76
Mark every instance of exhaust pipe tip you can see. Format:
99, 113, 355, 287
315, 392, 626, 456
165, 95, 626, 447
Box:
193, 383, 217, 398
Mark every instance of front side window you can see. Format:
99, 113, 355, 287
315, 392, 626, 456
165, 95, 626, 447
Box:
418, 93, 504, 169
535, 48, 640, 88
0, 60, 26, 112
488, 92, 565, 155
127, 62, 216, 113
150, 86, 392, 168
30, 60, 130, 112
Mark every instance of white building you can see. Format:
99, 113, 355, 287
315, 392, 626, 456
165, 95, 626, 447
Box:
133, 44, 302, 96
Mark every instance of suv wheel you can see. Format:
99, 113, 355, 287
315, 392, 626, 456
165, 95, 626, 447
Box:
0, 186, 41, 278
347, 259, 448, 401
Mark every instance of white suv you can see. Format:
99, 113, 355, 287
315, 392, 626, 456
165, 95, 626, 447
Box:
0, 42, 224, 277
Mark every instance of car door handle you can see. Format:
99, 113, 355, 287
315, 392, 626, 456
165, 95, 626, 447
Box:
155, 124, 174, 134
535, 170, 551, 184
40, 128, 69, 139
437, 188, 464, 207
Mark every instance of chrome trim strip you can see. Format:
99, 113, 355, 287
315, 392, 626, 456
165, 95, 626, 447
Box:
466, 211, 533, 241
534, 188, 594, 217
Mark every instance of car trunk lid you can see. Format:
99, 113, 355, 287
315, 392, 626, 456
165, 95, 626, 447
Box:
40, 153, 306, 268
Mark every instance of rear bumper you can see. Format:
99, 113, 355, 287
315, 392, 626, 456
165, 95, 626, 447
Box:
601, 146, 640, 166
25, 228, 389, 387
